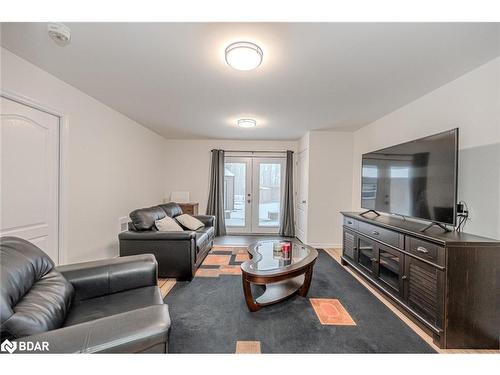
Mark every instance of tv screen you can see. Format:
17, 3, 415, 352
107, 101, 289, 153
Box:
361, 129, 458, 225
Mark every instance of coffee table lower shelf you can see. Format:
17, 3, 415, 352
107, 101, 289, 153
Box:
241, 263, 314, 312
254, 274, 305, 305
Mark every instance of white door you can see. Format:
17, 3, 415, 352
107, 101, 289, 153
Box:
1, 97, 60, 263
224, 156, 285, 234
251, 158, 285, 234
295, 149, 309, 243
224, 157, 252, 233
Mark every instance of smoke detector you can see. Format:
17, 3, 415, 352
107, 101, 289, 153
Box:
47, 23, 71, 46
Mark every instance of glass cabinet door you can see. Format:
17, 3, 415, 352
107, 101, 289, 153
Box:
377, 245, 403, 296
357, 236, 375, 273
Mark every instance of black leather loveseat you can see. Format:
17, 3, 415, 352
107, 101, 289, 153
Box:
0, 236, 171, 353
119, 202, 215, 281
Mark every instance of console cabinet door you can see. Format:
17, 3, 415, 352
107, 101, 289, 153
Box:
376, 243, 404, 298
404, 256, 444, 329
356, 234, 377, 275
342, 230, 357, 262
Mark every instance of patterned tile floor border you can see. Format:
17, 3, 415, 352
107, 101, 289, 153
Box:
310, 298, 356, 326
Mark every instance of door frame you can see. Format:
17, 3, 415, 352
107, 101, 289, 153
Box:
1, 90, 70, 265
224, 155, 286, 235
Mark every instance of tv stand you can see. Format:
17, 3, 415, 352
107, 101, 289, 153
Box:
341, 212, 500, 349
420, 221, 452, 233
360, 209, 380, 217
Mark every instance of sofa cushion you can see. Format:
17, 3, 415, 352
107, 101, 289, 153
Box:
197, 226, 215, 241
159, 202, 183, 218
130, 206, 166, 231
176, 214, 204, 230
0, 237, 74, 339
63, 286, 163, 327
195, 232, 210, 253
155, 216, 184, 232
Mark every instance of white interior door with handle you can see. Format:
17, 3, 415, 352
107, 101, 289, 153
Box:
1, 97, 60, 263
295, 149, 309, 242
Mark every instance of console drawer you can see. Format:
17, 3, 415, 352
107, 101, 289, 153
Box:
406, 237, 445, 267
358, 221, 403, 249
343, 217, 358, 230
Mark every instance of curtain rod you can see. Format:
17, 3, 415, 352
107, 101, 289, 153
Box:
212, 149, 291, 153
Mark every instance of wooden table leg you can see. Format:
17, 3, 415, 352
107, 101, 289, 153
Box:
298, 263, 315, 297
242, 274, 261, 312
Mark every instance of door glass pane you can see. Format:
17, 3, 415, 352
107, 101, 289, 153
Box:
258, 163, 281, 227
358, 238, 374, 271
379, 249, 400, 290
224, 163, 246, 227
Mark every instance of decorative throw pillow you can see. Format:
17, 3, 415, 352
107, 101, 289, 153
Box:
175, 214, 204, 230
155, 216, 184, 232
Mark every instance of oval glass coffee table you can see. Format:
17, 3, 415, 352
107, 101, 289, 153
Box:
240, 239, 318, 312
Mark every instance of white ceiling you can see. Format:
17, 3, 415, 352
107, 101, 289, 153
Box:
1, 23, 499, 140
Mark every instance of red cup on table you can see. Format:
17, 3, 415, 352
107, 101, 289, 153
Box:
281, 242, 291, 259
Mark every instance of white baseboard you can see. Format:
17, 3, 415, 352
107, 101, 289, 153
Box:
307, 243, 342, 249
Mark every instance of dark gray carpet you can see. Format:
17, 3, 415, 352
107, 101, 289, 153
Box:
164, 250, 436, 353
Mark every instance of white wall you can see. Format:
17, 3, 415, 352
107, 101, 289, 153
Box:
306, 131, 354, 247
352, 57, 500, 239
1, 48, 169, 263
163, 139, 297, 214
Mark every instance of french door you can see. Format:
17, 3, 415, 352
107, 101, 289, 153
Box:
224, 156, 285, 234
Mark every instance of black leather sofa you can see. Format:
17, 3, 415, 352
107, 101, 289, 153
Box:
119, 202, 215, 281
0, 236, 171, 353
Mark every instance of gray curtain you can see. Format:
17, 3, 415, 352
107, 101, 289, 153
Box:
279, 150, 295, 237
206, 149, 226, 236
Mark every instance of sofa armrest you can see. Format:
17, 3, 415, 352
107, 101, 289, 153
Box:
56, 254, 157, 301
15, 305, 170, 353
193, 215, 216, 227
118, 230, 196, 241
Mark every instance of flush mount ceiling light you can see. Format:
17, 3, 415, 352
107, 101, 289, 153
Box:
238, 119, 257, 128
47, 23, 71, 46
225, 41, 263, 71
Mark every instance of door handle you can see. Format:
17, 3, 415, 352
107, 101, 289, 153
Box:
416, 246, 429, 254
402, 275, 408, 280
301, 200, 306, 203
372, 231, 380, 236
370, 257, 377, 262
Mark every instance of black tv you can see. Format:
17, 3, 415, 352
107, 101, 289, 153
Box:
361, 129, 458, 226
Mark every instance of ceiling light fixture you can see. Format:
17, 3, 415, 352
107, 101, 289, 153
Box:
238, 119, 257, 128
225, 41, 263, 71
47, 23, 71, 46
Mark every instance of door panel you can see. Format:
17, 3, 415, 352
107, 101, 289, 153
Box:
376, 243, 404, 297
357, 235, 376, 274
295, 150, 308, 242
342, 230, 357, 261
251, 158, 285, 233
1, 97, 60, 263
224, 157, 252, 233
404, 256, 444, 329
